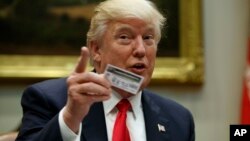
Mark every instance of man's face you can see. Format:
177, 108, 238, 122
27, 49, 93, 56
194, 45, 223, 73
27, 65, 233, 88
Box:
93, 18, 158, 89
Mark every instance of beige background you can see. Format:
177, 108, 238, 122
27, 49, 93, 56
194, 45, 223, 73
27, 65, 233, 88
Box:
0, 0, 250, 140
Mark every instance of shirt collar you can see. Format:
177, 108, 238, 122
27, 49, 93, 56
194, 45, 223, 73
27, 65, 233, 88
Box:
103, 89, 142, 119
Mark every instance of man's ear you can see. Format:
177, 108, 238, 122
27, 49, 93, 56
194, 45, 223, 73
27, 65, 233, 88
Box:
89, 41, 101, 62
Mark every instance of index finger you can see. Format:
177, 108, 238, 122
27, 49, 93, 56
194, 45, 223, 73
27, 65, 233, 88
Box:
74, 47, 89, 73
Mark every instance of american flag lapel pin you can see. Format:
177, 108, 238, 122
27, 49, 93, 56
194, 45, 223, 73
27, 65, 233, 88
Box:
157, 124, 166, 132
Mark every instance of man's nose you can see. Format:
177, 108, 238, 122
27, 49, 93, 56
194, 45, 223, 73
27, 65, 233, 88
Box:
133, 36, 146, 58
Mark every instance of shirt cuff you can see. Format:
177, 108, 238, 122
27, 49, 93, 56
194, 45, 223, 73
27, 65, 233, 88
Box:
59, 107, 82, 141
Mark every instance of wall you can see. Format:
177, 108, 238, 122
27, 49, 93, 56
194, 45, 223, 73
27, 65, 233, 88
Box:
0, 0, 249, 140
0, 85, 24, 132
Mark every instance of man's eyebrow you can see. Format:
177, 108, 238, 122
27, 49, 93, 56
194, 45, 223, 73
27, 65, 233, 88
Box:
144, 25, 155, 32
115, 25, 134, 33
112, 23, 156, 37
145, 28, 155, 33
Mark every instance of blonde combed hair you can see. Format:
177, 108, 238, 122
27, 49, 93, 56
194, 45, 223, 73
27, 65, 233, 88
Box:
86, 0, 166, 47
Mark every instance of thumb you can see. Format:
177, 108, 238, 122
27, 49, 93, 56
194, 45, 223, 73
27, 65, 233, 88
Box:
74, 46, 89, 73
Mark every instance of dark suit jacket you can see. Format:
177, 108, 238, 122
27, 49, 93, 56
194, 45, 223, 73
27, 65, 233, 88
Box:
16, 78, 195, 141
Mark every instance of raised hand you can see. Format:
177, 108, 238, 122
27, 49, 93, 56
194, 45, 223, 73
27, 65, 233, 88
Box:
63, 47, 111, 133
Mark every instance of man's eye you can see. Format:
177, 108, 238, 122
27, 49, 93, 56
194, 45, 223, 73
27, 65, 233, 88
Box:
116, 34, 132, 45
143, 35, 155, 45
120, 34, 129, 39
143, 35, 154, 40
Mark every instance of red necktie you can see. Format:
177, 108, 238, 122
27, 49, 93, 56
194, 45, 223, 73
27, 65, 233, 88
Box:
112, 99, 131, 141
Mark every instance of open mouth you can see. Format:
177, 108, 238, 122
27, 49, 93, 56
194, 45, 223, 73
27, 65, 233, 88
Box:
133, 63, 146, 69
130, 63, 147, 74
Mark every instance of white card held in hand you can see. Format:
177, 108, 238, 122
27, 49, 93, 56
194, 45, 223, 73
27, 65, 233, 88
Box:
104, 64, 144, 95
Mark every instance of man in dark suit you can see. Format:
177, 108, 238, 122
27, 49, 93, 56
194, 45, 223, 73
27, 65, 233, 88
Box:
16, 0, 195, 141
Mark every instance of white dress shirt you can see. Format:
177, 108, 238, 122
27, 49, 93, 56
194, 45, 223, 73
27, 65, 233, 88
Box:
59, 90, 146, 141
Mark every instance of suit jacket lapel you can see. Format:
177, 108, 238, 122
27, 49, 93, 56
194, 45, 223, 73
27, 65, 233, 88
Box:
142, 90, 170, 141
81, 102, 108, 141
